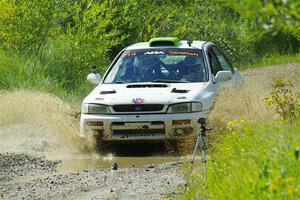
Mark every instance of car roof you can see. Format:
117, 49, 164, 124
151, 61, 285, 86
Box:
125, 40, 209, 50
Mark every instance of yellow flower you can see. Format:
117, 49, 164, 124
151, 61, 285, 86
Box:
227, 119, 238, 127
287, 185, 299, 195
283, 177, 294, 185
280, 97, 286, 104
263, 96, 274, 105
225, 147, 232, 154
270, 182, 278, 190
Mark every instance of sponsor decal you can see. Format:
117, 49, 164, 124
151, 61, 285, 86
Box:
124, 51, 136, 56
132, 98, 145, 104
168, 51, 199, 56
144, 51, 164, 55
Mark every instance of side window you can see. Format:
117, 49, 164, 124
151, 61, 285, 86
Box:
208, 50, 222, 76
212, 47, 233, 72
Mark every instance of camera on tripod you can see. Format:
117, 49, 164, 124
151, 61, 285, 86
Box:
198, 118, 211, 135
184, 117, 211, 193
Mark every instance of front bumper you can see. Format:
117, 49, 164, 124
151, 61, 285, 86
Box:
80, 112, 208, 142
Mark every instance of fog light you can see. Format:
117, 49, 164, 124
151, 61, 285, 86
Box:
87, 121, 103, 126
175, 128, 184, 135
172, 119, 191, 125
184, 127, 193, 134
174, 127, 193, 135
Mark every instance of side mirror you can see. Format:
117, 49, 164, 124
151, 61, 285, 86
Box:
87, 65, 101, 84
214, 71, 232, 82
87, 73, 101, 84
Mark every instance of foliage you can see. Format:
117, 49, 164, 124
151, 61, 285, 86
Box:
0, 0, 69, 54
0, 0, 299, 102
228, 0, 300, 58
229, 0, 300, 40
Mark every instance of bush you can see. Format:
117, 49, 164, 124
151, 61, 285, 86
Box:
263, 79, 300, 123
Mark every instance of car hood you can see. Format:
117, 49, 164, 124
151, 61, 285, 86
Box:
83, 82, 214, 108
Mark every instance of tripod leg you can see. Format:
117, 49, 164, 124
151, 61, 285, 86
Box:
191, 135, 200, 162
184, 134, 200, 192
199, 134, 208, 187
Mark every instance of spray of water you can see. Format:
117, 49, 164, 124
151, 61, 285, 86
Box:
0, 90, 87, 159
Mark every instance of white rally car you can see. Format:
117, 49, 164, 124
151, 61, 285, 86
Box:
80, 37, 243, 142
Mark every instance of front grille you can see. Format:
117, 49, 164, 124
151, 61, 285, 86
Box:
113, 129, 165, 135
111, 121, 165, 136
111, 121, 164, 126
112, 104, 164, 112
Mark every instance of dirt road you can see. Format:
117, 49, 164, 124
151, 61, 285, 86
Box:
0, 153, 183, 199
1, 63, 299, 199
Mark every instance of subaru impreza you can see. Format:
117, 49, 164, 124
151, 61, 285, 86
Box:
80, 37, 243, 142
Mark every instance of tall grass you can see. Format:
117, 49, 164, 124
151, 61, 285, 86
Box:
0, 50, 51, 90
0, 50, 93, 106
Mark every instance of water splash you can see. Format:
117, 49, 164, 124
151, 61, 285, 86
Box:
0, 90, 85, 159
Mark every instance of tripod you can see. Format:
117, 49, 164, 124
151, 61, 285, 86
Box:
184, 118, 210, 194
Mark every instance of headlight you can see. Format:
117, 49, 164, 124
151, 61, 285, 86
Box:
82, 103, 110, 114
167, 102, 202, 113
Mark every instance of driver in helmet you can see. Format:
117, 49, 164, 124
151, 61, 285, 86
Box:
181, 56, 205, 82
133, 56, 156, 82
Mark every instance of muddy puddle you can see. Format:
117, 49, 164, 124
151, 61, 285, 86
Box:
56, 142, 187, 171
55, 142, 192, 172
57, 155, 182, 171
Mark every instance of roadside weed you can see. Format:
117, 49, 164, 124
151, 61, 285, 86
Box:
263, 78, 300, 123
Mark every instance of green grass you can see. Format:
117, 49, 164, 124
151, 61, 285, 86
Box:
179, 119, 300, 200
0, 50, 93, 106
240, 52, 300, 70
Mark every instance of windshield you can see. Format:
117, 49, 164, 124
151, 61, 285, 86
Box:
103, 48, 207, 83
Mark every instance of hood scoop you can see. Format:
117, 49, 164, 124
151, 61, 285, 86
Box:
171, 88, 190, 93
127, 84, 168, 88
100, 90, 116, 94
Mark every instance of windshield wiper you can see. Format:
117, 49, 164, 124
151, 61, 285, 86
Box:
152, 79, 190, 83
